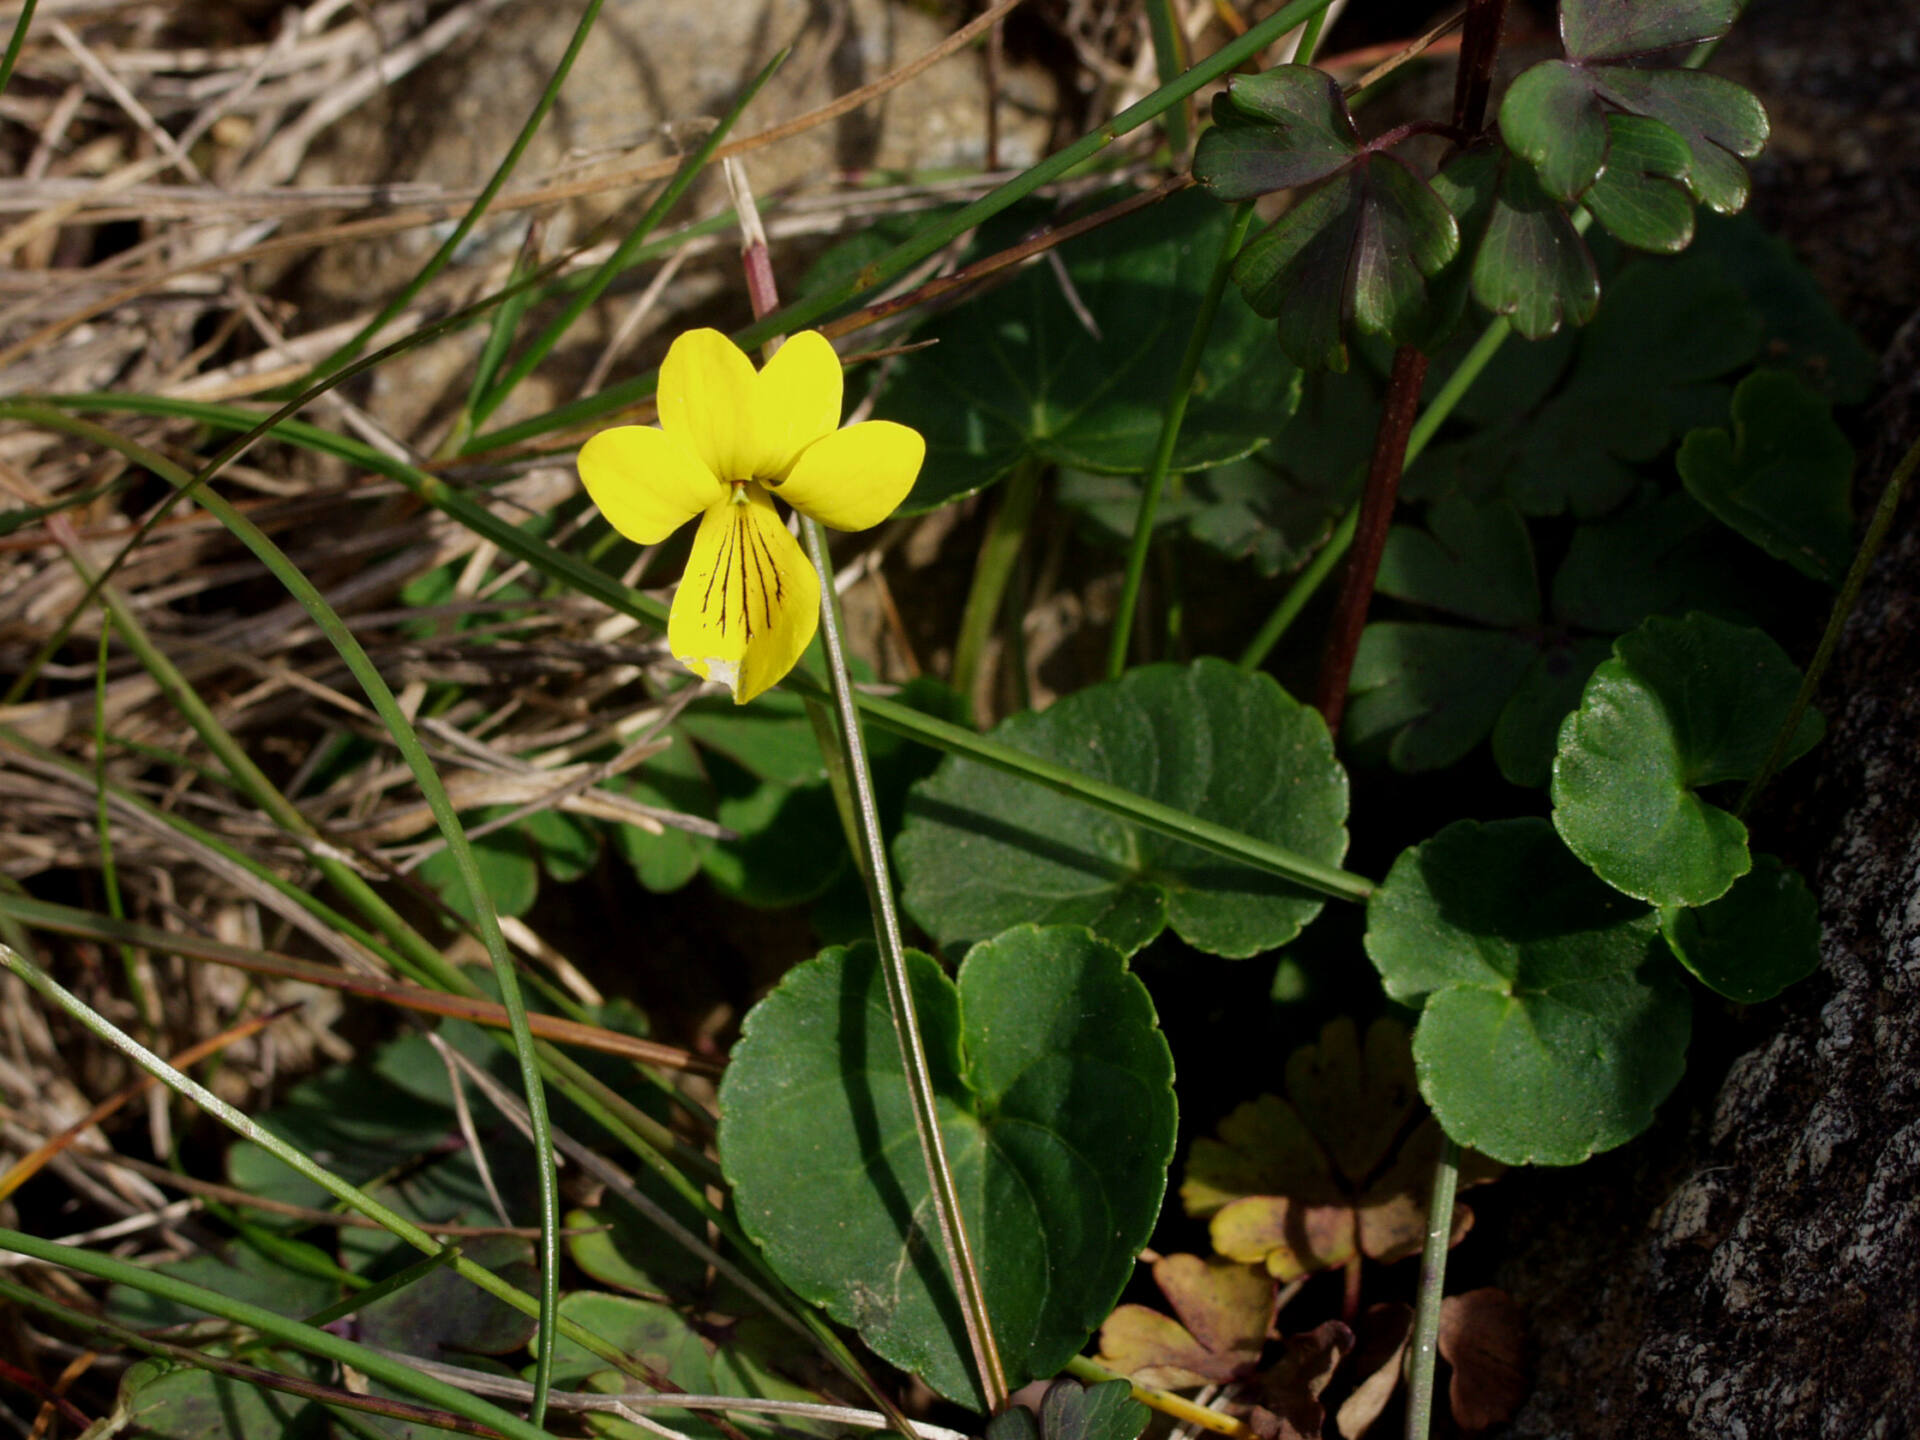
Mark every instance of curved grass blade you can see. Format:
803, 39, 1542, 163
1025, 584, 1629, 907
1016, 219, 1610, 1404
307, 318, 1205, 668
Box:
465, 48, 788, 432
470, 0, 1342, 452
299, 0, 610, 395
0, 1224, 561, 1440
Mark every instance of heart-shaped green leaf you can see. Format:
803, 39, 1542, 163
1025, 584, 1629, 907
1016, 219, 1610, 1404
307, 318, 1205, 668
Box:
1585, 114, 1696, 253
896, 659, 1349, 958
1195, 67, 1360, 199
873, 190, 1296, 513
1591, 68, 1768, 215
717, 927, 1176, 1409
1678, 368, 1855, 584
1659, 852, 1821, 1003
1552, 612, 1822, 907
1366, 817, 1691, 1166
1344, 624, 1537, 773
1377, 496, 1540, 627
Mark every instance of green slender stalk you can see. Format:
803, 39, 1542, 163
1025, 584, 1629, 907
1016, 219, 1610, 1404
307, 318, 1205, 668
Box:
0, 0, 36, 98
1403, 1138, 1461, 1440
802, 519, 1009, 1409
1108, 202, 1256, 680
1290, 6, 1331, 65
952, 458, 1041, 714
10, 409, 566, 1423
471, 0, 1340, 452
446, 223, 547, 456
1238, 503, 1357, 671
1239, 309, 1516, 672
18, 394, 1374, 901
1143, 0, 1190, 156
465, 50, 786, 432
302, 0, 607, 388
0, 1220, 554, 1440
0, 943, 646, 1390
93, 619, 150, 1025
1737, 430, 1919, 818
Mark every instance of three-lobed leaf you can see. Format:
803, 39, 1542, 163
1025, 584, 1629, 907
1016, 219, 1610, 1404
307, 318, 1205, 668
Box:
718, 926, 1176, 1410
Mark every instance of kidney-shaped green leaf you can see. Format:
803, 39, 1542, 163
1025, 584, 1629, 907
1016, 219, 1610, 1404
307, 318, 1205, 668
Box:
896, 659, 1349, 958
1552, 612, 1822, 907
1365, 818, 1691, 1166
718, 927, 1177, 1409
875, 189, 1296, 513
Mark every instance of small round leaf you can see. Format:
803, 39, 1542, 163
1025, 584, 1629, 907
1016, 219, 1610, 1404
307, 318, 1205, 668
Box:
1552, 612, 1821, 907
1366, 817, 1691, 1166
1660, 852, 1821, 1003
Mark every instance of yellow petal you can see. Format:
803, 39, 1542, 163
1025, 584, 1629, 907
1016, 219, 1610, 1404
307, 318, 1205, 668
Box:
750, 330, 843, 480
774, 420, 925, 532
658, 328, 758, 480
577, 424, 723, 544
668, 484, 820, 704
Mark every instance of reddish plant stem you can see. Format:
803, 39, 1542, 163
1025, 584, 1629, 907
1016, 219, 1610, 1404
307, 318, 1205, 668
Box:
1312, 343, 1427, 730
1451, 0, 1512, 134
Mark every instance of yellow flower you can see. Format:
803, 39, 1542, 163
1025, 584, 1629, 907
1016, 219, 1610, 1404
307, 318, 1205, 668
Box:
579, 329, 924, 704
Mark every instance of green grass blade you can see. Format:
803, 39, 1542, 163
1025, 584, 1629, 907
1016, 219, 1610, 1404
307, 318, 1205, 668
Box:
5, 407, 566, 1424
0, 1220, 559, 1440
0, 0, 37, 98
465, 48, 788, 433
11, 391, 1372, 900
0, 941, 655, 1391
301, 0, 609, 401
470, 0, 1338, 452
1108, 200, 1256, 679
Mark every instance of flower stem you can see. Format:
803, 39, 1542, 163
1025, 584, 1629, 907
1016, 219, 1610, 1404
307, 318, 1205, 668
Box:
732, 158, 1008, 1414
953, 458, 1042, 718
1108, 200, 1257, 681
1404, 1137, 1460, 1440
803, 520, 1010, 1412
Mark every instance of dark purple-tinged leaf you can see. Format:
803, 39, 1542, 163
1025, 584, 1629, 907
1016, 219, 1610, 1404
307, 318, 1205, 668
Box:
1233, 158, 1458, 371
1585, 114, 1696, 252
1241, 1322, 1352, 1440
357, 1235, 538, 1360
1234, 177, 1362, 372
1678, 368, 1855, 584
1591, 67, 1768, 213
1197, 65, 1360, 198
988, 1380, 1148, 1440
1472, 159, 1600, 338
1560, 0, 1741, 61
1352, 156, 1461, 335
1498, 61, 1610, 203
